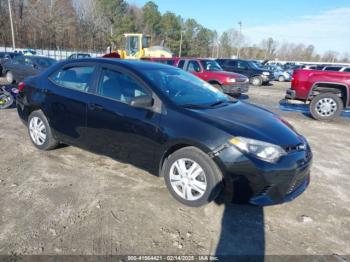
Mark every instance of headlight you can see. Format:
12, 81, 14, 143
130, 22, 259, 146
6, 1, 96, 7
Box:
227, 77, 236, 83
262, 72, 270, 76
230, 137, 286, 163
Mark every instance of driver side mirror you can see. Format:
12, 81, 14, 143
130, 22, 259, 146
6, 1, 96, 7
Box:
130, 95, 154, 109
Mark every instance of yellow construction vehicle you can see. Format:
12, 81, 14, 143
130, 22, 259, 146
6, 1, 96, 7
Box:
117, 33, 173, 59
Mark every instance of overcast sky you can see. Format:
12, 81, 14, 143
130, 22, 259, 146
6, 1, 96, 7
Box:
128, 0, 350, 54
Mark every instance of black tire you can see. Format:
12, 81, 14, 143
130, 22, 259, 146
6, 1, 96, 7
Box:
28, 110, 58, 150
212, 83, 224, 93
5, 71, 14, 84
310, 93, 343, 121
250, 76, 262, 86
163, 146, 223, 207
278, 75, 285, 82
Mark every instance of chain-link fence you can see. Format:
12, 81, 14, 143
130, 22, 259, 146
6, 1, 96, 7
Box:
0, 46, 105, 61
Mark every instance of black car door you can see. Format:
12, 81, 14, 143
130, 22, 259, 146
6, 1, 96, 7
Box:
86, 64, 162, 172
46, 62, 99, 146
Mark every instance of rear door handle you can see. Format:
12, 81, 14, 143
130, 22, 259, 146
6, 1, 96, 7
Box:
88, 103, 104, 111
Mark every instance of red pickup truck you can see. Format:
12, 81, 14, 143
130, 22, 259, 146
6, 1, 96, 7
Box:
285, 69, 350, 121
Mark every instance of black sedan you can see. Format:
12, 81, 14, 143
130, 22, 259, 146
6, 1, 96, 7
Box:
2, 55, 56, 84
16, 59, 312, 207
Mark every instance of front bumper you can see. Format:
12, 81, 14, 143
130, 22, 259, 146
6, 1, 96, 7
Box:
215, 141, 312, 206
285, 88, 296, 100
222, 82, 249, 94
261, 74, 274, 82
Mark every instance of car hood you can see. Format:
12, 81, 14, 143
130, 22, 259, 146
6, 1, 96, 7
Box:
192, 101, 302, 146
211, 70, 247, 79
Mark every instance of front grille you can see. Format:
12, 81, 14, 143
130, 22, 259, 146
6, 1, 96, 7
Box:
287, 174, 307, 194
236, 78, 248, 82
254, 185, 273, 197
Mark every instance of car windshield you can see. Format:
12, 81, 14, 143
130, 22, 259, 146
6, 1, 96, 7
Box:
142, 67, 231, 107
200, 60, 223, 71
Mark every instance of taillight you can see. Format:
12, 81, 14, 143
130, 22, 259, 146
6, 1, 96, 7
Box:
18, 82, 25, 91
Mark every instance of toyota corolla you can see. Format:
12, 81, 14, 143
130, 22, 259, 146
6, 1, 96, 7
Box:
16, 59, 312, 207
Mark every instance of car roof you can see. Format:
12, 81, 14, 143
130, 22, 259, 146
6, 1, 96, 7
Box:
61, 58, 175, 71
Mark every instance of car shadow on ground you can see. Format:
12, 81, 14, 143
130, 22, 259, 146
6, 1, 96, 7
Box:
237, 94, 249, 101
214, 183, 265, 261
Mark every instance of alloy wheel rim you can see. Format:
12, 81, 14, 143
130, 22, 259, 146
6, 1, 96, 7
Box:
6, 72, 13, 83
315, 98, 337, 117
169, 158, 207, 201
29, 117, 47, 146
253, 78, 260, 85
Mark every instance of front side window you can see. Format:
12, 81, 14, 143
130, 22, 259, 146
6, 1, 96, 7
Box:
98, 68, 149, 104
142, 67, 230, 107
50, 66, 95, 92
186, 61, 201, 72
343, 68, 350, 72
200, 60, 222, 71
237, 61, 249, 69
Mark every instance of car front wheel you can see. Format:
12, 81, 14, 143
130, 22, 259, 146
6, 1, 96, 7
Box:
310, 93, 343, 121
6, 71, 14, 84
28, 110, 58, 150
250, 76, 262, 86
163, 147, 223, 207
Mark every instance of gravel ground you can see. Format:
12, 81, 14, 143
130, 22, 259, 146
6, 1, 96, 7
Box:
0, 80, 349, 259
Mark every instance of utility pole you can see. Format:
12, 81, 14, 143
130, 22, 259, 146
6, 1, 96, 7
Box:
8, 0, 16, 50
179, 31, 184, 58
237, 21, 242, 58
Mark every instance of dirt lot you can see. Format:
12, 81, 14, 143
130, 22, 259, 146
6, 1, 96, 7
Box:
0, 80, 349, 259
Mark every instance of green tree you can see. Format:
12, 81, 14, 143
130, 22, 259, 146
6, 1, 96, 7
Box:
219, 32, 231, 58
142, 1, 161, 40
160, 12, 181, 54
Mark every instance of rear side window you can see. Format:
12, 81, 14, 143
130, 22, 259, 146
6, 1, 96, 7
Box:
177, 60, 185, 69
343, 68, 350, 72
50, 66, 95, 92
324, 67, 342, 71
98, 68, 149, 104
226, 60, 237, 67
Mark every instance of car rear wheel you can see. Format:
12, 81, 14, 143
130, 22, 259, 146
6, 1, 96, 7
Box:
163, 147, 223, 207
28, 110, 58, 150
5, 71, 14, 84
250, 76, 262, 86
278, 75, 285, 82
310, 93, 343, 121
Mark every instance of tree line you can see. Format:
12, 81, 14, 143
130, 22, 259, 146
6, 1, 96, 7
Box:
0, 0, 348, 62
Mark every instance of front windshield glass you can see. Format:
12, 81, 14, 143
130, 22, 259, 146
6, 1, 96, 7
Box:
200, 60, 223, 71
142, 67, 231, 107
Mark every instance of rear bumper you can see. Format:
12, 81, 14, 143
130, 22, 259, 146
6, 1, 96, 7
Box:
285, 88, 296, 100
222, 83, 249, 94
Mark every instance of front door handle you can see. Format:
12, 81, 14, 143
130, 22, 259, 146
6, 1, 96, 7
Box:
88, 103, 104, 111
